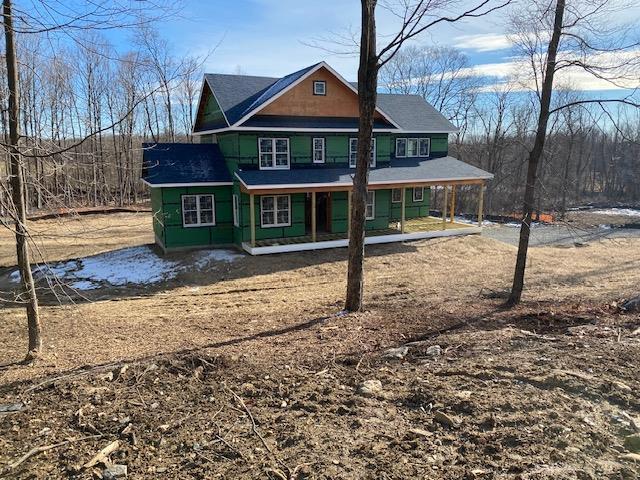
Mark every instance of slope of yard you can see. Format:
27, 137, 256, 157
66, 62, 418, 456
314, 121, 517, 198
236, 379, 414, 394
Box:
1, 213, 639, 478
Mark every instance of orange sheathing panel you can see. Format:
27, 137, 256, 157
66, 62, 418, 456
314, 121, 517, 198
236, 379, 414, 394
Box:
258, 67, 383, 119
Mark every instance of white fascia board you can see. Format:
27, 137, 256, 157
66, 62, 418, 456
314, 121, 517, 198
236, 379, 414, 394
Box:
193, 127, 457, 135
236, 176, 491, 191
230, 61, 402, 129
141, 179, 233, 188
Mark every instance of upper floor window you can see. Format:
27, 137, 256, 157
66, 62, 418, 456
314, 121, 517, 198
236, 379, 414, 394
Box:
259, 138, 289, 170
313, 80, 326, 95
349, 137, 376, 168
396, 138, 430, 158
366, 191, 375, 220
313, 137, 325, 163
182, 194, 215, 227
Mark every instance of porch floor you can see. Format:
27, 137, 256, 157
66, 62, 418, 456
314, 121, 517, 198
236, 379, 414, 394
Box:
253, 216, 472, 248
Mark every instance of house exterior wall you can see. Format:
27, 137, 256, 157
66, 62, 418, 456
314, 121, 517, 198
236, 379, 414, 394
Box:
153, 185, 234, 250
389, 187, 431, 221
239, 192, 306, 241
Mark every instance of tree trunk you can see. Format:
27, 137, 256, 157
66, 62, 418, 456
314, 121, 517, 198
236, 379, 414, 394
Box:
3, 0, 42, 361
345, 0, 377, 312
507, 0, 566, 306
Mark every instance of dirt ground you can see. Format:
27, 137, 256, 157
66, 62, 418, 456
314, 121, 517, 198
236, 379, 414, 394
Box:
0, 213, 152, 267
1, 213, 640, 479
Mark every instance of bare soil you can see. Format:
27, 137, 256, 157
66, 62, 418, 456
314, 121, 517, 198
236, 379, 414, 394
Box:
1, 213, 640, 479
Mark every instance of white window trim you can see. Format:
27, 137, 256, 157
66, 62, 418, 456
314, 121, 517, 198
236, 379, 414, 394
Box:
312, 137, 325, 164
232, 194, 240, 227
366, 191, 375, 220
349, 137, 376, 168
313, 80, 326, 95
395, 138, 407, 158
391, 188, 402, 203
419, 138, 431, 157
396, 137, 430, 158
258, 137, 290, 170
182, 194, 216, 228
413, 187, 424, 202
260, 194, 291, 228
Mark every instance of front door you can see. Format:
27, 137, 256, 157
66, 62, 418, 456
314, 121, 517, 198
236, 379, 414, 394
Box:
305, 192, 332, 234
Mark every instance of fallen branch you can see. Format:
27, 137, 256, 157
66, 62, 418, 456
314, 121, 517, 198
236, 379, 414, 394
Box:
83, 439, 119, 469
229, 389, 290, 477
6, 434, 101, 470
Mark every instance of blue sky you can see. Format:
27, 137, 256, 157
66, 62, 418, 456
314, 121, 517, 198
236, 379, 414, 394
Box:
104, 0, 639, 94
148, 0, 510, 78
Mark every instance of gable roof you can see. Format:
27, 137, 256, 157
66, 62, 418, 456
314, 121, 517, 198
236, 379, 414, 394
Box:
199, 61, 442, 133
141, 143, 232, 187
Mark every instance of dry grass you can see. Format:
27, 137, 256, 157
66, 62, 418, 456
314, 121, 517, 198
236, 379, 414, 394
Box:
1, 212, 639, 388
0, 213, 153, 267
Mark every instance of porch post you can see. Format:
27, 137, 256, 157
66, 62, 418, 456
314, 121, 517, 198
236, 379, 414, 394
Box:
400, 187, 406, 233
477, 183, 485, 227
450, 185, 456, 223
250, 193, 256, 247
442, 185, 448, 229
311, 191, 317, 242
347, 190, 352, 238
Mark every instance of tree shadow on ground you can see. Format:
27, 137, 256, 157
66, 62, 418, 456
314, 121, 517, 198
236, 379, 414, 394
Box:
0, 238, 435, 308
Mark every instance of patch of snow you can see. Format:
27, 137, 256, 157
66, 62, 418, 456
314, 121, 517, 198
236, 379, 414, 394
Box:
599, 224, 612, 230
453, 216, 496, 226
193, 249, 242, 269
590, 208, 640, 218
70, 280, 100, 290
74, 246, 179, 285
14, 246, 242, 288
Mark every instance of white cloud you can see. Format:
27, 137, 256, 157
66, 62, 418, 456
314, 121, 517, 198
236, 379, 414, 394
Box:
460, 49, 640, 92
453, 33, 512, 52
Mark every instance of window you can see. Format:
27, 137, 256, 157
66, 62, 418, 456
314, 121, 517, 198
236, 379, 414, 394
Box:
349, 137, 376, 168
419, 138, 430, 157
413, 187, 424, 202
259, 138, 290, 169
366, 191, 375, 220
232, 194, 240, 227
260, 195, 291, 227
392, 188, 402, 203
407, 138, 419, 157
182, 194, 215, 227
396, 138, 430, 158
313, 80, 326, 95
313, 137, 325, 163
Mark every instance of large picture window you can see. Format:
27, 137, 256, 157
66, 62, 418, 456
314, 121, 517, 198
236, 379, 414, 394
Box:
396, 137, 430, 158
259, 138, 290, 169
366, 191, 375, 220
313, 137, 325, 163
182, 194, 215, 227
349, 138, 376, 168
260, 195, 291, 228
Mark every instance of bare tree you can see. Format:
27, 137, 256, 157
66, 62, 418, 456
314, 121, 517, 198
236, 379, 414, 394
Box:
3, 0, 41, 361
345, 0, 511, 311
507, 0, 640, 306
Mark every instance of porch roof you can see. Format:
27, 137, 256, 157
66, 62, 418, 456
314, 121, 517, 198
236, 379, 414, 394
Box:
235, 156, 493, 192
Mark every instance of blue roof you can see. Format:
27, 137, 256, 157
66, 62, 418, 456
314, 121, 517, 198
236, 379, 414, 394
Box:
204, 63, 320, 127
142, 143, 232, 186
235, 157, 492, 188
